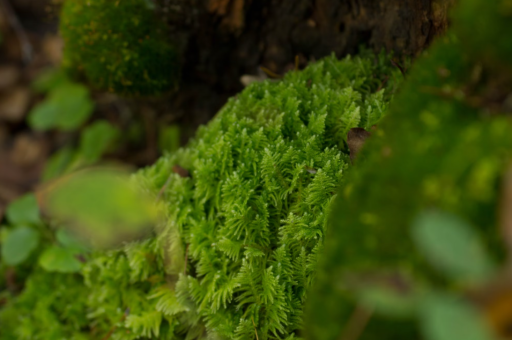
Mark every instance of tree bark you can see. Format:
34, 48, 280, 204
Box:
160, 0, 454, 126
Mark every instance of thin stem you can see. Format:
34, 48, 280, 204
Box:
251, 317, 260, 340
338, 304, 373, 340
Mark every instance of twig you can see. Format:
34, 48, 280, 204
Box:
0, 0, 32, 64
338, 304, 373, 340
251, 317, 260, 340
390, 58, 405, 77
101, 308, 130, 340
156, 173, 173, 201
500, 162, 512, 268
260, 66, 282, 79
156, 165, 190, 201
375, 75, 389, 92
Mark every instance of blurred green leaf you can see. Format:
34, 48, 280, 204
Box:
52, 85, 94, 130
6, 194, 41, 225
41, 168, 160, 248
358, 284, 417, 318
27, 100, 60, 131
411, 209, 494, 282
419, 293, 494, 340
32, 68, 69, 93
56, 229, 88, 252
1, 226, 39, 265
28, 83, 94, 131
42, 147, 75, 182
39, 246, 82, 273
79, 120, 119, 164
159, 125, 180, 153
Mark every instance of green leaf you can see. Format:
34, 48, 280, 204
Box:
28, 100, 61, 130
56, 229, 88, 252
6, 194, 41, 225
79, 120, 119, 164
1, 226, 40, 265
411, 209, 494, 282
358, 285, 417, 318
32, 68, 69, 93
39, 246, 82, 273
52, 84, 94, 130
419, 293, 494, 340
42, 147, 75, 182
42, 168, 161, 248
28, 83, 94, 131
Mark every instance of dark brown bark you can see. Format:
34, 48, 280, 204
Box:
159, 0, 454, 128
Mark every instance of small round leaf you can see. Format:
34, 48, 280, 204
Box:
39, 246, 82, 273
1, 226, 40, 265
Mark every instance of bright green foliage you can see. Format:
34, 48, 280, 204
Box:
0, 270, 90, 340
60, 0, 179, 96
28, 68, 95, 131
45, 169, 160, 248
29, 69, 120, 180
305, 2, 512, 339
1, 226, 39, 266
135, 52, 400, 339
0, 203, 91, 338
5, 194, 40, 226
0, 53, 400, 339
79, 121, 120, 164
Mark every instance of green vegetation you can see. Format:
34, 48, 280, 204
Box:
0, 52, 401, 339
27, 68, 121, 181
305, 2, 512, 340
60, 0, 180, 96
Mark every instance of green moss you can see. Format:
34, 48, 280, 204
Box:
305, 7, 512, 340
140, 53, 400, 339
453, 0, 512, 72
0, 53, 401, 339
0, 270, 89, 339
60, 0, 179, 96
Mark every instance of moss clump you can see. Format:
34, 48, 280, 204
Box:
0, 53, 401, 339
453, 0, 512, 72
60, 0, 179, 96
0, 269, 89, 339
305, 3, 512, 340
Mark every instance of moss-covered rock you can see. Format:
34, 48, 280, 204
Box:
60, 0, 180, 96
0, 53, 401, 339
305, 2, 512, 340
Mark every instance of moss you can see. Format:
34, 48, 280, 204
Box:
453, 0, 512, 73
0, 270, 89, 339
305, 5, 512, 340
60, 0, 180, 96
0, 52, 401, 339
141, 52, 400, 340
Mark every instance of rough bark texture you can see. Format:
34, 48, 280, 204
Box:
158, 0, 454, 128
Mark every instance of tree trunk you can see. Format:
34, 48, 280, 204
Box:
160, 0, 454, 126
